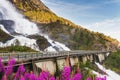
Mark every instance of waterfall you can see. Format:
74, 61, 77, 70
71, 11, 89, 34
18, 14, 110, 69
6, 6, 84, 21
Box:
0, 0, 70, 51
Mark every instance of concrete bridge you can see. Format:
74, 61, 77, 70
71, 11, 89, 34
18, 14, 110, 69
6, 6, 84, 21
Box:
0, 50, 110, 74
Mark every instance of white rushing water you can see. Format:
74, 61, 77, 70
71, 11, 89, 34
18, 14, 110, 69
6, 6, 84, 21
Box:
0, 0, 70, 51
93, 62, 120, 80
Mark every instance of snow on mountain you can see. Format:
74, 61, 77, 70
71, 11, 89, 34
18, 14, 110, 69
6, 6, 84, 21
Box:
0, 0, 70, 52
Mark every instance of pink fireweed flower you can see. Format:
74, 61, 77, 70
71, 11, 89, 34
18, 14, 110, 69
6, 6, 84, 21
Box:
20, 75, 25, 80
29, 71, 37, 80
49, 76, 55, 80
5, 58, 16, 76
86, 77, 92, 80
38, 71, 50, 80
5, 65, 13, 76
8, 58, 16, 65
14, 63, 25, 80
95, 76, 106, 80
71, 73, 82, 80
24, 72, 30, 80
17, 63, 25, 75
2, 74, 7, 80
61, 66, 71, 80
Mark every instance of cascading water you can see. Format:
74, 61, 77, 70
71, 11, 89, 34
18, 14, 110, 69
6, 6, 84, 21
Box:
93, 62, 120, 80
0, 0, 70, 51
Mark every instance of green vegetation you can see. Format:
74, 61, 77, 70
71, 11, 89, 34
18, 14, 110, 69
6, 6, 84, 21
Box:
0, 45, 37, 52
0, 29, 12, 42
105, 50, 120, 74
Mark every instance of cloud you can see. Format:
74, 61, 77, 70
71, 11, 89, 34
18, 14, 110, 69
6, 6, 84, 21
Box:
85, 18, 120, 41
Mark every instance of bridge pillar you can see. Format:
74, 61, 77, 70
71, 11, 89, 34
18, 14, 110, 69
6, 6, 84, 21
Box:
87, 55, 93, 62
70, 56, 79, 66
82, 55, 87, 63
56, 57, 66, 70
97, 53, 105, 63
93, 54, 99, 62
32, 61, 39, 76
35, 59, 56, 75
78, 55, 83, 62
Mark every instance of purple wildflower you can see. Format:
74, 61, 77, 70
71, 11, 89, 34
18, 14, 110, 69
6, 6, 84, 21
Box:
5, 58, 16, 76
61, 66, 71, 80
14, 63, 25, 80
24, 72, 30, 80
86, 77, 92, 80
38, 71, 50, 80
95, 76, 106, 80
29, 71, 37, 80
71, 73, 82, 80
20, 75, 25, 80
2, 74, 7, 80
17, 63, 25, 75
49, 76, 55, 80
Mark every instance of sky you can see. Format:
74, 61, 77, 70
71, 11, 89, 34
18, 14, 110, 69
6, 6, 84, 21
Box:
41, 0, 120, 41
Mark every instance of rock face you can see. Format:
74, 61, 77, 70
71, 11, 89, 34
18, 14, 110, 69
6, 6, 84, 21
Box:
0, 28, 13, 43
36, 36, 49, 50
3, 0, 120, 51
0, 12, 3, 19
0, 20, 15, 33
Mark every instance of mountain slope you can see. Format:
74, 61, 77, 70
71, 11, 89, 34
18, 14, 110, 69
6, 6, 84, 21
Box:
0, 0, 70, 52
9, 0, 120, 51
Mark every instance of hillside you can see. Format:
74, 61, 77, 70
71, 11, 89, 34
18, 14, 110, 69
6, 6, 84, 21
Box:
8, 0, 120, 51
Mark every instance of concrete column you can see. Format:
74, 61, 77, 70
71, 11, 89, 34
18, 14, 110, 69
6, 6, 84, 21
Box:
82, 55, 87, 63
35, 59, 56, 75
97, 53, 105, 63
57, 58, 66, 70
93, 54, 99, 62
70, 56, 79, 66
88, 55, 93, 62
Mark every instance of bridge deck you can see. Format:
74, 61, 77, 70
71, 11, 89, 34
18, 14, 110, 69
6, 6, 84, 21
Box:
0, 50, 110, 62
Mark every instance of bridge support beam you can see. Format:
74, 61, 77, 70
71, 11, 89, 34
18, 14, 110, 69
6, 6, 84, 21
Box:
82, 55, 87, 63
35, 59, 56, 75
70, 56, 79, 66
56, 57, 66, 70
97, 53, 105, 63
